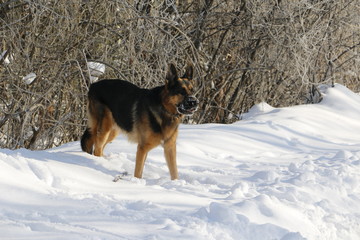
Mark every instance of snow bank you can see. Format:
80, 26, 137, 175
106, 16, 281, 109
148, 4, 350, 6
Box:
0, 84, 359, 239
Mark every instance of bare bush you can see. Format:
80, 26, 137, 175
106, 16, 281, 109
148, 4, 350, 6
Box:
1, 0, 359, 149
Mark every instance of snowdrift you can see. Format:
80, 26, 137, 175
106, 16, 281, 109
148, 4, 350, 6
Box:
1, 84, 360, 240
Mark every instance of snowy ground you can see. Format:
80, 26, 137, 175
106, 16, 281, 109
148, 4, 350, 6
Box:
1, 84, 360, 240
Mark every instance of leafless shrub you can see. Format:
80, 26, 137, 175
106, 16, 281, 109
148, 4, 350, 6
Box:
1, 0, 359, 149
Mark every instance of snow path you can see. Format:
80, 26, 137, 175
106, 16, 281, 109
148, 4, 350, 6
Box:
0, 84, 359, 240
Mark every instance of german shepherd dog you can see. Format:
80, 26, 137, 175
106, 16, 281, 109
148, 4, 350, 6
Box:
81, 64, 198, 180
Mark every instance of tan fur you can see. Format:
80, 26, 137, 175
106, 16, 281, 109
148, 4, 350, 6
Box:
88, 107, 120, 157
132, 113, 181, 180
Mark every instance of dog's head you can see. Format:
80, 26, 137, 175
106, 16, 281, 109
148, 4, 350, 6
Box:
163, 64, 199, 116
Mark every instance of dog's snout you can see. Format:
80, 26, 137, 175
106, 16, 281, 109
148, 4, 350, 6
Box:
177, 96, 199, 115
185, 96, 199, 108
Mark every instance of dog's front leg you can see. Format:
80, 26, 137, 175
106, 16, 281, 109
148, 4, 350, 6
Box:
164, 139, 178, 180
134, 144, 149, 179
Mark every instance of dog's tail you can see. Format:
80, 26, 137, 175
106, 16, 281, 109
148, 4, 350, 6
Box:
81, 128, 93, 154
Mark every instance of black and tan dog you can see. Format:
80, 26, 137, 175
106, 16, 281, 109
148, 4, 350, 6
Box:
81, 64, 198, 180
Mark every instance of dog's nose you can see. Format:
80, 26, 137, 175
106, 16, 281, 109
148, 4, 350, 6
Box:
185, 96, 199, 108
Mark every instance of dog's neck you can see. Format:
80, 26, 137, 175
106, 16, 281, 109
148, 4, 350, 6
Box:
164, 108, 182, 120
156, 86, 185, 122
148, 105, 182, 129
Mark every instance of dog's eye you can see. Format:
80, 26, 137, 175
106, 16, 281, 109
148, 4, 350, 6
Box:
173, 88, 187, 96
180, 88, 188, 96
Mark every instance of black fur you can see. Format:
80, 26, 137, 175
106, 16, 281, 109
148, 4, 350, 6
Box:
88, 80, 168, 133
80, 128, 92, 154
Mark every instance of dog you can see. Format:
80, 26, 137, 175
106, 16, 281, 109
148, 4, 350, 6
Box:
81, 64, 198, 180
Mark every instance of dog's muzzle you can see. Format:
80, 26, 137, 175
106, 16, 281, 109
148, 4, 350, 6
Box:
177, 96, 199, 115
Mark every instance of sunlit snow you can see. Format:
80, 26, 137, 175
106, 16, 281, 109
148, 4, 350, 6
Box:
0, 84, 359, 240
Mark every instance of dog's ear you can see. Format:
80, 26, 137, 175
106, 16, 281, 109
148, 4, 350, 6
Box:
166, 64, 178, 86
182, 64, 193, 80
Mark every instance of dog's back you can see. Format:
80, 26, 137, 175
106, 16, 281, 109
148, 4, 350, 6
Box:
88, 79, 164, 131
88, 80, 142, 132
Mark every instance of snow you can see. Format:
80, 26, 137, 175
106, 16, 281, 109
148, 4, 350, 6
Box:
87, 61, 106, 82
22, 73, 37, 85
0, 50, 11, 65
1, 84, 360, 240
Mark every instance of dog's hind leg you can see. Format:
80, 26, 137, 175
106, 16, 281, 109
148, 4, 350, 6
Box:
98, 128, 120, 155
105, 128, 120, 146
93, 108, 114, 157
